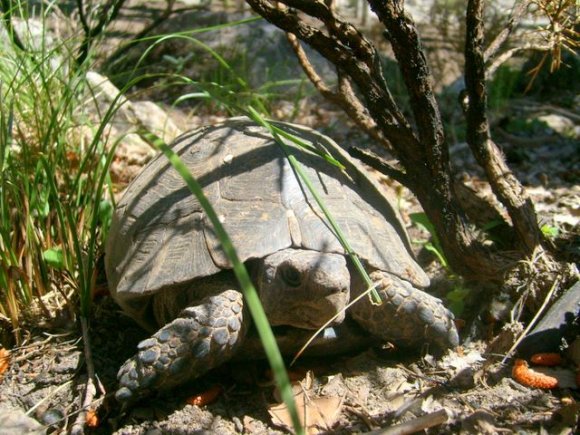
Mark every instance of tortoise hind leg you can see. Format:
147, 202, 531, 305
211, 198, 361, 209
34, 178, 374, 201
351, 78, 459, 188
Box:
350, 271, 459, 353
116, 289, 246, 403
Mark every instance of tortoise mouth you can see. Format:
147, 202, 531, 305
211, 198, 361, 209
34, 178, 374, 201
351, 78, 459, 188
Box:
273, 306, 346, 331
234, 319, 378, 360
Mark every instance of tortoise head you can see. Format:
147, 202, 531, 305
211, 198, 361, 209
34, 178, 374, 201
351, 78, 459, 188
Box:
256, 248, 350, 329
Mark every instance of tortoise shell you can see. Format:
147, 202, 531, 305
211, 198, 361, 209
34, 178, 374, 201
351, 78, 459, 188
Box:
105, 117, 428, 321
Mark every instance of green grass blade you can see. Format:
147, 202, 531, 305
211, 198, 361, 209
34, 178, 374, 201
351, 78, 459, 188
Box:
246, 107, 380, 306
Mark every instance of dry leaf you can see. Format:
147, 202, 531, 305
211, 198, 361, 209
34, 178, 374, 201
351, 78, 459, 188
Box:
420, 395, 442, 414
439, 348, 485, 374
273, 371, 311, 403
269, 390, 344, 434
0, 348, 10, 382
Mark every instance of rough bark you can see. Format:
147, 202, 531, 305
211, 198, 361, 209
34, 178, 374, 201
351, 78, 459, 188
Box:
464, 0, 542, 254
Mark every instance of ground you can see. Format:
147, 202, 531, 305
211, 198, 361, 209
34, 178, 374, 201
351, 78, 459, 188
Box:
1, 290, 577, 434
0, 1, 579, 434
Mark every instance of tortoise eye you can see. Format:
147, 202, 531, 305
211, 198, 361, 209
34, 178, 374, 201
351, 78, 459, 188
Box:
280, 265, 302, 288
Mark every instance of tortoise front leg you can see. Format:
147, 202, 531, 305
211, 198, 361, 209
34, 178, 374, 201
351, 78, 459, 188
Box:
350, 271, 459, 352
116, 289, 247, 403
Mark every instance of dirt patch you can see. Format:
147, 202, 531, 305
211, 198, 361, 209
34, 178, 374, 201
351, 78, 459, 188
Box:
1, 286, 578, 434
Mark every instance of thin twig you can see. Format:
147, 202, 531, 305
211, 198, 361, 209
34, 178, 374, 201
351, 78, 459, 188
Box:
487, 42, 551, 78
70, 316, 102, 435
501, 277, 561, 365
76, 0, 90, 35
26, 380, 74, 417
367, 409, 449, 435
103, 0, 199, 70
484, 0, 531, 62
286, 32, 333, 97
347, 147, 407, 185
286, 31, 392, 151
76, 0, 128, 66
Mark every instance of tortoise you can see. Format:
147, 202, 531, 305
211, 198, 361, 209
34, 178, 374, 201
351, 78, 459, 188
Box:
105, 117, 459, 402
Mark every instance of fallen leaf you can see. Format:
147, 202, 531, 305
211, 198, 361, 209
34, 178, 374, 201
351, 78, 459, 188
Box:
439, 347, 485, 374
420, 395, 443, 414
272, 371, 311, 403
0, 348, 10, 382
269, 390, 344, 434
186, 385, 222, 406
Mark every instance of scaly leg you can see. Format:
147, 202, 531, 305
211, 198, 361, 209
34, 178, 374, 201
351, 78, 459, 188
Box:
116, 289, 246, 403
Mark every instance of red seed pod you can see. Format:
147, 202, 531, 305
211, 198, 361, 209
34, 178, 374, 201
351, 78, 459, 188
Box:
530, 353, 562, 366
512, 359, 559, 389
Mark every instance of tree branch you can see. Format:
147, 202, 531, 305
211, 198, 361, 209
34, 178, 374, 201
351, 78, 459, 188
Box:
464, 0, 542, 254
347, 147, 407, 185
286, 32, 392, 150
76, 0, 128, 66
484, 0, 531, 62
368, 0, 451, 194
247, 0, 418, 153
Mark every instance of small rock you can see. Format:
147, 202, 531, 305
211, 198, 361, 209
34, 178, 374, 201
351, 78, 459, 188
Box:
537, 114, 575, 137
40, 408, 63, 426
0, 406, 44, 434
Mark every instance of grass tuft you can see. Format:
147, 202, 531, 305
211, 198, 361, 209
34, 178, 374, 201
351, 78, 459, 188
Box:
0, 2, 115, 341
